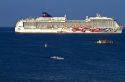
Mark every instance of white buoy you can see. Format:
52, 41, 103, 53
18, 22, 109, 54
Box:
45, 43, 47, 48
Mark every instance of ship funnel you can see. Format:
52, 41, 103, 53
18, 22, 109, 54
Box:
42, 12, 52, 17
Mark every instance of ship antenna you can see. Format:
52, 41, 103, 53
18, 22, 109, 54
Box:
96, 13, 101, 17
86, 16, 89, 19
64, 14, 67, 18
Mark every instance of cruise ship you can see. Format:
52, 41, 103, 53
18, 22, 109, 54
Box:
15, 12, 122, 33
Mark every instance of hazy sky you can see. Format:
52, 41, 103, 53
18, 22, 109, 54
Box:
0, 0, 125, 27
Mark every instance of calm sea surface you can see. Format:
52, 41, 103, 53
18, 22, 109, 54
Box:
0, 27, 125, 82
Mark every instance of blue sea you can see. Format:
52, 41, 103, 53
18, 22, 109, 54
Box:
0, 27, 125, 82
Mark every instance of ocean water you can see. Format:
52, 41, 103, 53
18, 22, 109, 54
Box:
0, 27, 125, 82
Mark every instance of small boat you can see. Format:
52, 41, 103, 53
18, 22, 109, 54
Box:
50, 56, 64, 60
96, 39, 113, 44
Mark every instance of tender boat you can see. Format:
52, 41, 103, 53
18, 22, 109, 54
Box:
50, 56, 64, 60
96, 39, 113, 44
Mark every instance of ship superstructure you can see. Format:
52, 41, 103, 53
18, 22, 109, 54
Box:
15, 12, 122, 33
